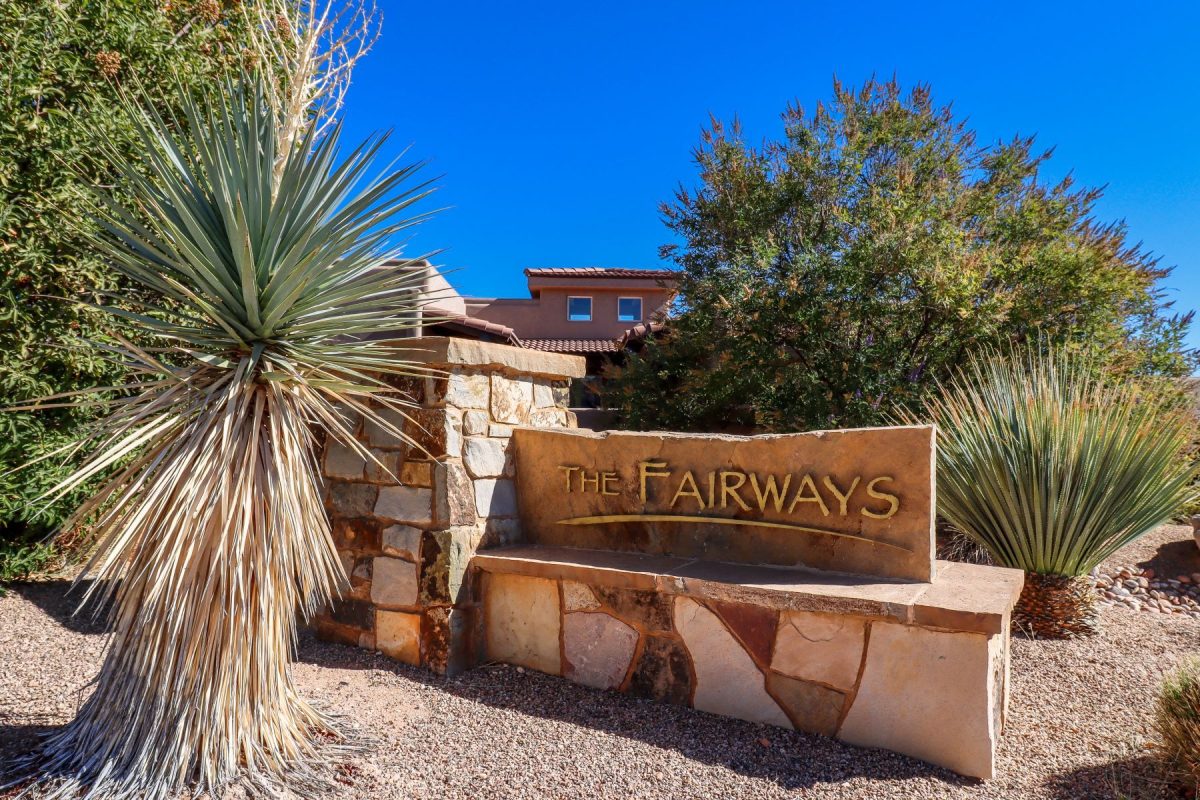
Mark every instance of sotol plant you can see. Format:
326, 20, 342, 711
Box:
1156, 659, 1200, 794
4, 73, 437, 797
904, 346, 1197, 638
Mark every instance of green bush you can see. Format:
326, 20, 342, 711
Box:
0, 0, 253, 538
904, 346, 1197, 576
606, 78, 1196, 434
1155, 659, 1200, 794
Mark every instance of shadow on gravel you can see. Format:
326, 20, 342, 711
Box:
1045, 751, 1186, 800
8, 579, 114, 635
296, 633, 976, 792
1134, 538, 1200, 582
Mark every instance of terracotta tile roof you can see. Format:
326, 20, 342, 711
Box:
523, 338, 621, 354
524, 267, 678, 280
424, 307, 522, 346
616, 321, 665, 348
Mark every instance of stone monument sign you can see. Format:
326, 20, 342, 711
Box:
512, 426, 936, 581
316, 338, 1023, 780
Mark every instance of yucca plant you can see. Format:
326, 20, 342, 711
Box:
1156, 659, 1200, 795
902, 346, 1197, 638
4, 73, 438, 798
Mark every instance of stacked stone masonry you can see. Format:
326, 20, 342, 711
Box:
316, 338, 584, 675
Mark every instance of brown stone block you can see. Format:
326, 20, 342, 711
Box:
564, 611, 639, 690
364, 448, 403, 483
405, 407, 462, 459
328, 482, 379, 518
331, 518, 382, 553
766, 673, 845, 736
592, 586, 673, 633
383, 374, 425, 403
325, 598, 374, 630
421, 607, 450, 674
708, 600, 777, 668
314, 618, 364, 647
400, 460, 434, 488
627, 635, 692, 705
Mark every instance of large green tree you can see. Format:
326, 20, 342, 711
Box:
607, 79, 1196, 432
0, 0, 252, 543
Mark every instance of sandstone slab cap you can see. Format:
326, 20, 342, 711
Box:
512, 426, 936, 581
399, 337, 586, 380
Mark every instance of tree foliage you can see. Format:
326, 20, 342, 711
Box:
0, 0, 253, 536
607, 79, 1196, 433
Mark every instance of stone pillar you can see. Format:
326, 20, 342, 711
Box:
315, 338, 586, 675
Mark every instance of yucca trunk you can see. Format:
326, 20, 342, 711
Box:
1013, 573, 1100, 639
25, 375, 347, 798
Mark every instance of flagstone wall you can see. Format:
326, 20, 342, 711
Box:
314, 338, 586, 674
471, 549, 1022, 780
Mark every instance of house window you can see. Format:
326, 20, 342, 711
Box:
567, 296, 592, 321
617, 297, 643, 322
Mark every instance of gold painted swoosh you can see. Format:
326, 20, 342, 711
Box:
555, 514, 913, 554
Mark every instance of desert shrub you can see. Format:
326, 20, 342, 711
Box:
1155, 659, 1200, 794
910, 346, 1197, 575
902, 345, 1198, 636
606, 78, 1196, 433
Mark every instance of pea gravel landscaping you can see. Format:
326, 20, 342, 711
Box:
2, 526, 1198, 799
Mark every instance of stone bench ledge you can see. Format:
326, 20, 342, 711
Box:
471, 545, 1023, 635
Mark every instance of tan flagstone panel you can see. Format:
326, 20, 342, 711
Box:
674, 597, 791, 728
562, 580, 601, 612
482, 572, 562, 675
376, 610, 422, 665
771, 611, 866, 692
837, 623, 998, 779
511, 426, 935, 581
563, 612, 639, 690
765, 673, 845, 736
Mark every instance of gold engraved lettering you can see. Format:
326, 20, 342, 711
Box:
580, 470, 600, 494
749, 473, 791, 512
639, 461, 670, 502
861, 476, 900, 519
719, 470, 752, 511
671, 471, 706, 511
558, 465, 579, 492
601, 471, 620, 496
787, 473, 830, 516
822, 475, 861, 516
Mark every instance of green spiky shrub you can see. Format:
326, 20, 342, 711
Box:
1156, 659, 1200, 795
3, 74, 437, 799
905, 346, 1198, 638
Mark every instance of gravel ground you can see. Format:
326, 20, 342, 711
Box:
2, 528, 1199, 799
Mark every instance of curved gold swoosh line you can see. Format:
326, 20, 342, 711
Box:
555, 514, 913, 554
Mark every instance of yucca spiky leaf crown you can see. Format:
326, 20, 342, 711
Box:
908, 346, 1197, 576
93, 75, 435, 364
2, 75, 443, 798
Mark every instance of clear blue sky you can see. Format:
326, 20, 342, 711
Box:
340, 0, 1200, 349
